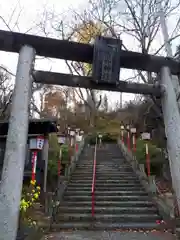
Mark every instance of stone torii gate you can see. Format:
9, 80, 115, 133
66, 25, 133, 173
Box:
0, 30, 180, 239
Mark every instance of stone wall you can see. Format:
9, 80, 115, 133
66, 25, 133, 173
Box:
117, 138, 176, 227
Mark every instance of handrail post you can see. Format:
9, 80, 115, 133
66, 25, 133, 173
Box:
92, 137, 97, 217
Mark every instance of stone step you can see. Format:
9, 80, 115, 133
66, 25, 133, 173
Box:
72, 173, 93, 176
96, 161, 126, 163
73, 172, 135, 176
96, 175, 137, 179
57, 213, 159, 222
68, 182, 142, 187
96, 169, 134, 172
97, 155, 122, 158
51, 221, 163, 230
96, 172, 134, 175
59, 200, 155, 207
76, 162, 93, 164
74, 171, 134, 174
96, 158, 124, 160
95, 178, 139, 181
64, 190, 148, 196
58, 145, 164, 232
96, 163, 129, 166
75, 170, 135, 173
98, 165, 132, 167
58, 206, 158, 214
68, 183, 142, 187
66, 186, 144, 191
70, 178, 138, 181
96, 162, 128, 165
63, 195, 150, 201
76, 163, 94, 165
76, 166, 94, 169
75, 167, 93, 169
77, 162, 94, 164
77, 161, 93, 162
76, 165, 131, 168
71, 176, 138, 180
70, 179, 141, 184
76, 166, 131, 169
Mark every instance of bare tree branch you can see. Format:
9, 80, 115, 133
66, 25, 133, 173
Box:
0, 16, 12, 31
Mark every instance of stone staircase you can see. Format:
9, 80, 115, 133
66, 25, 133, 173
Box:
56, 144, 164, 230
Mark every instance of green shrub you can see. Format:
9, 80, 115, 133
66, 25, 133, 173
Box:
135, 138, 164, 175
102, 133, 116, 143
88, 134, 97, 145
47, 133, 75, 178
61, 144, 69, 164
87, 132, 117, 144
47, 134, 59, 178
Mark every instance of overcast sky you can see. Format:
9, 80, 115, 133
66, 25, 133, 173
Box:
0, 0, 137, 110
0, 0, 179, 110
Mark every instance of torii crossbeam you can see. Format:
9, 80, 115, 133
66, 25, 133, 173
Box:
0, 30, 180, 240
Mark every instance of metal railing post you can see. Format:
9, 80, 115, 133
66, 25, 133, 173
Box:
92, 137, 97, 217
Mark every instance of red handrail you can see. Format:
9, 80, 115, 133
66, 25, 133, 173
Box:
92, 137, 97, 217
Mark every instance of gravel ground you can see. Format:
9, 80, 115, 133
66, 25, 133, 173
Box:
41, 231, 177, 240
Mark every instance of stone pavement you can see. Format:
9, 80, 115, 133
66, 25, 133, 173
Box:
41, 231, 177, 240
